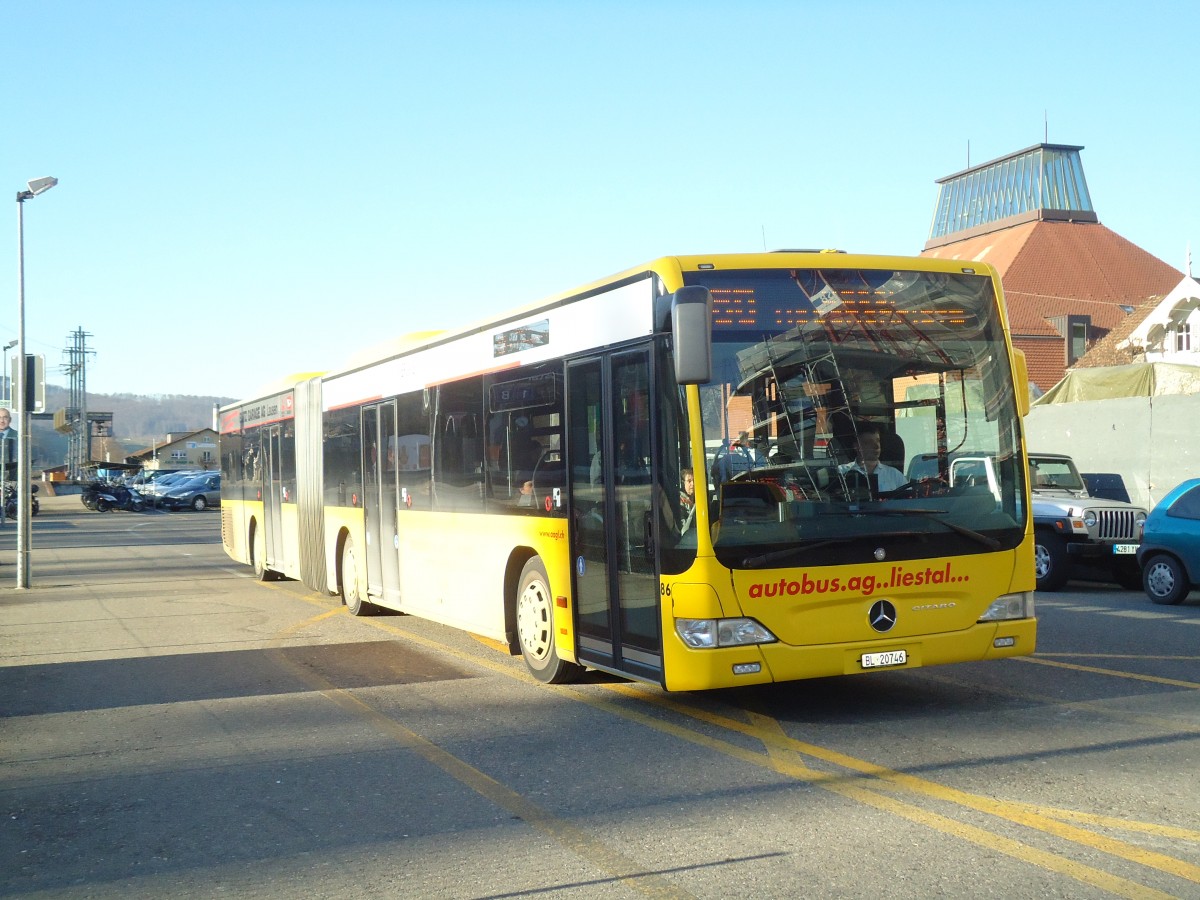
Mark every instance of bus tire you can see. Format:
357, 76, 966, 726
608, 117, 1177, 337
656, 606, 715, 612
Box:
251, 522, 274, 582
516, 557, 583, 684
1034, 531, 1069, 592
341, 536, 378, 616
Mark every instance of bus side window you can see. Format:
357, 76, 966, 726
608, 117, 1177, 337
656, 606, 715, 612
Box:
396, 392, 431, 510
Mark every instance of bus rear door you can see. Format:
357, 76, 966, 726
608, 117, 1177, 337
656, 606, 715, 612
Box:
261, 425, 285, 570
361, 401, 401, 604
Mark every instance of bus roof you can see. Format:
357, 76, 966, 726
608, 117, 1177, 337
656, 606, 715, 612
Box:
224, 251, 1002, 409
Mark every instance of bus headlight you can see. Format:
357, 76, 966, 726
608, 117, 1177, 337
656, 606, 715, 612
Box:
675, 617, 777, 649
978, 592, 1035, 621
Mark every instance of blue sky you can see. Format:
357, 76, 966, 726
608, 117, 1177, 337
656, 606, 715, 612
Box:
4, 1, 1197, 400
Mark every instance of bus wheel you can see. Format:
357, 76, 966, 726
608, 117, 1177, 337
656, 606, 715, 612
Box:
251, 523, 273, 581
341, 536, 378, 616
516, 558, 583, 684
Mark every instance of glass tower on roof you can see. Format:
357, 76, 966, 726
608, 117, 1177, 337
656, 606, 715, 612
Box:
926, 144, 1097, 249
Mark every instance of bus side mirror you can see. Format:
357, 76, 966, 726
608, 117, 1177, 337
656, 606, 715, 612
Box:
1012, 348, 1030, 418
670, 285, 712, 385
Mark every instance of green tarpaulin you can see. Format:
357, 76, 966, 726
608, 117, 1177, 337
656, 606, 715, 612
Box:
1033, 362, 1200, 405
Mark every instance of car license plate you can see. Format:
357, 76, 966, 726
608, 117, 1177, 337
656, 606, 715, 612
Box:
1113, 544, 1138, 555
861, 650, 907, 669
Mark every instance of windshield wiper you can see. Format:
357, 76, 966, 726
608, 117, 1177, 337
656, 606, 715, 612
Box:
740, 509, 1001, 569
872, 507, 1001, 550
742, 538, 858, 569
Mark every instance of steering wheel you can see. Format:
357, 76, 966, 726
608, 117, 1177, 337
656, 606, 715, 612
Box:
841, 469, 874, 501
874, 476, 949, 500
877, 480, 917, 500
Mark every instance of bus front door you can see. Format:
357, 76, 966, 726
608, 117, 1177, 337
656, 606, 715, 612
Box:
567, 351, 663, 683
362, 401, 401, 604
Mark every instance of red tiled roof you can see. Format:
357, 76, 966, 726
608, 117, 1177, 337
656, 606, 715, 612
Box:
922, 221, 1037, 274
923, 220, 1180, 306
922, 219, 1181, 391
1002, 291, 1129, 335
1073, 296, 1162, 368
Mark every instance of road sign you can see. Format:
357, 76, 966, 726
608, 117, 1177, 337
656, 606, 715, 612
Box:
10, 354, 45, 413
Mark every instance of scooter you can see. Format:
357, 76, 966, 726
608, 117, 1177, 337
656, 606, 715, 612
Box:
82, 481, 144, 513
81, 481, 107, 510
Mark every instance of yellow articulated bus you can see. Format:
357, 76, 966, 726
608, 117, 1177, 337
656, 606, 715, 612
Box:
220, 252, 1036, 691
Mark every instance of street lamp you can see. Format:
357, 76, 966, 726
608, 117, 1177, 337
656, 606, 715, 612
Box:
16, 175, 57, 588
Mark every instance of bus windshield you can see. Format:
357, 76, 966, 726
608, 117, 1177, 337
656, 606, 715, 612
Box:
685, 266, 1027, 569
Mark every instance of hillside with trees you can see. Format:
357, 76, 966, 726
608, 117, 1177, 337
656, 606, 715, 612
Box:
26, 385, 234, 470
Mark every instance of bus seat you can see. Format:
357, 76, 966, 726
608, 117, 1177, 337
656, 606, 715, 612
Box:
880, 430, 905, 471
531, 453, 563, 492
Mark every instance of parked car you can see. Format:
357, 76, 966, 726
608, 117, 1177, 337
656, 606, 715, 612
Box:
138, 470, 202, 503
160, 473, 221, 511
1137, 477, 1200, 605
1029, 453, 1147, 591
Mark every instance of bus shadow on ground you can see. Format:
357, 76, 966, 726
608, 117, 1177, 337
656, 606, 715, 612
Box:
0, 640, 474, 717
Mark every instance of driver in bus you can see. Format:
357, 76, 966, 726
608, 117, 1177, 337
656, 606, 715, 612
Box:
841, 423, 907, 495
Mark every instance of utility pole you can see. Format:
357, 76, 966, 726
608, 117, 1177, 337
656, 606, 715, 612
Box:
60, 327, 94, 480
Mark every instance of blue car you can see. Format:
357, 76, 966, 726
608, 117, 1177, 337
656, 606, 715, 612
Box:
1137, 478, 1200, 605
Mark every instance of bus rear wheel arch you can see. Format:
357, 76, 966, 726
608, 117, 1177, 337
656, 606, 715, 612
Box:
515, 557, 583, 684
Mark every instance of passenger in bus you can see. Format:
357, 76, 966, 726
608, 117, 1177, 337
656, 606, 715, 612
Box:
841, 423, 907, 495
655, 468, 697, 540
679, 468, 696, 516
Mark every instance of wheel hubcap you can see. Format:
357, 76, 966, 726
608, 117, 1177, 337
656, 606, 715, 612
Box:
1147, 563, 1175, 597
1034, 545, 1049, 579
518, 582, 552, 661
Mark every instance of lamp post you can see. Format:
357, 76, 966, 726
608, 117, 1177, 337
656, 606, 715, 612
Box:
16, 176, 57, 588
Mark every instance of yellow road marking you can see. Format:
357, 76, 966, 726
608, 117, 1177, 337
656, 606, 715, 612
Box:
629, 685, 1200, 886
273, 611, 695, 900
1037, 653, 1200, 662
275, 599, 1198, 894
1019, 656, 1200, 689
745, 712, 1176, 900
1008, 804, 1200, 843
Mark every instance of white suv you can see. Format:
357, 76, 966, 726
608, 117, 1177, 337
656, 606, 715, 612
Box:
1030, 453, 1147, 591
